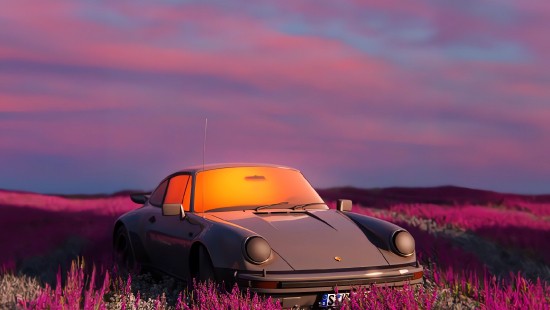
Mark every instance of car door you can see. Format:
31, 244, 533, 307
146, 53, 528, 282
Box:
144, 174, 203, 278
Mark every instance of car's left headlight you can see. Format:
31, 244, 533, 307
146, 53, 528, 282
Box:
244, 236, 271, 264
391, 230, 415, 257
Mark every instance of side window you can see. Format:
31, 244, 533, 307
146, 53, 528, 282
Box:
164, 175, 192, 212
182, 177, 192, 212
149, 180, 168, 207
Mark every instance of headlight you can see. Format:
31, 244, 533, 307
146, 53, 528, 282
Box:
244, 236, 271, 264
392, 230, 415, 257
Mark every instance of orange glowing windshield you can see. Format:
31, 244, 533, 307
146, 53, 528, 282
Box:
193, 166, 324, 212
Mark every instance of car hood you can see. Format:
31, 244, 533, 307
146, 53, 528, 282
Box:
208, 209, 389, 270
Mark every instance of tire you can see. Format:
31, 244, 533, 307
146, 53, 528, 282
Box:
197, 245, 216, 284
113, 226, 140, 275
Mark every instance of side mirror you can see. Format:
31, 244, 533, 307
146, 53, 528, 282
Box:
130, 193, 149, 204
337, 199, 352, 212
162, 203, 185, 219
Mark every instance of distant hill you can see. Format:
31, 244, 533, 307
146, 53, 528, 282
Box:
3, 186, 550, 207
316, 186, 550, 207
52, 189, 147, 199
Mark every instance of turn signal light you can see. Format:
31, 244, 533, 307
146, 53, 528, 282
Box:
251, 280, 279, 289
412, 271, 424, 280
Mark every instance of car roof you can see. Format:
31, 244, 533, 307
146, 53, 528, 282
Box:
176, 163, 299, 173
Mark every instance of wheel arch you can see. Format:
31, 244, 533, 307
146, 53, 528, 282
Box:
113, 218, 150, 265
195, 221, 254, 270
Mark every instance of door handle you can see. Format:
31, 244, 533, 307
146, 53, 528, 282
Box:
149, 216, 156, 223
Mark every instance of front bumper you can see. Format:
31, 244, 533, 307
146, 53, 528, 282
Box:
232, 263, 424, 308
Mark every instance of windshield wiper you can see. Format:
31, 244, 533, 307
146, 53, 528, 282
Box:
255, 201, 289, 211
292, 202, 326, 210
205, 205, 255, 212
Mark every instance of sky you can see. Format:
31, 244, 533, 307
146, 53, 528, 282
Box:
1, 0, 549, 195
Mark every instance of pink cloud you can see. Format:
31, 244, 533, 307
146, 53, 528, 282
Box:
1, 1, 404, 100
1, 0, 549, 193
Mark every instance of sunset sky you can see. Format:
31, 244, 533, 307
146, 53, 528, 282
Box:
1, 1, 549, 194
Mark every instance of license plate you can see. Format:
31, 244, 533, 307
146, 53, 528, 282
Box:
319, 292, 349, 308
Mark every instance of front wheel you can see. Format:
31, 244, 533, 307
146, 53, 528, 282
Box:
196, 245, 216, 284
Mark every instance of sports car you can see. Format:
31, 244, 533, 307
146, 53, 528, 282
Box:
113, 163, 423, 308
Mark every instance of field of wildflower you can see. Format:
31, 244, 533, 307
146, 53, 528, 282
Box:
1, 187, 549, 309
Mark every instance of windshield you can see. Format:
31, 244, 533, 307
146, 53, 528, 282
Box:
193, 166, 324, 212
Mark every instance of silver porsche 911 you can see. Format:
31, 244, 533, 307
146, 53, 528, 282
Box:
113, 163, 423, 308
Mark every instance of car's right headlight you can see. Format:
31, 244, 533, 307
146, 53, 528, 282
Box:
244, 236, 271, 264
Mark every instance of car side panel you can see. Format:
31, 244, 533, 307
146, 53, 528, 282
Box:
144, 211, 204, 278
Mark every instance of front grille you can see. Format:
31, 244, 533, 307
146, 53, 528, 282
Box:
279, 274, 413, 289
264, 262, 417, 275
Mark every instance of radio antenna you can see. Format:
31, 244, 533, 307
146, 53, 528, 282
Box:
202, 118, 207, 209
203, 118, 208, 171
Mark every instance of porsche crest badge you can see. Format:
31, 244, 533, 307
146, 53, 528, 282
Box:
334, 256, 342, 262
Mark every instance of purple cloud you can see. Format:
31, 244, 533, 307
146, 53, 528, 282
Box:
0, 0, 548, 194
